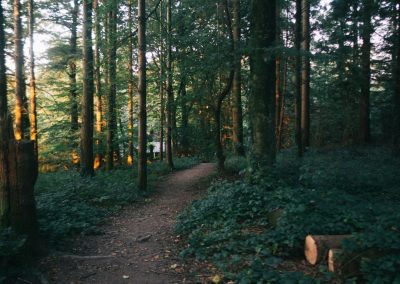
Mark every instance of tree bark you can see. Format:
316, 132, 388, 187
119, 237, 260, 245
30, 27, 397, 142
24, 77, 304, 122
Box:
28, 0, 38, 161
106, 0, 117, 170
14, 0, 29, 140
93, 0, 103, 170
0, 1, 10, 228
80, 0, 95, 176
8, 140, 39, 249
394, 3, 400, 153
301, 0, 311, 149
69, 0, 79, 132
359, 0, 373, 143
127, 0, 134, 166
137, 0, 147, 190
250, 0, 276, 167
231, 0, 244, 156
295, 0, 303, 157
159, 0, 165, 161
166, 0, 174, 168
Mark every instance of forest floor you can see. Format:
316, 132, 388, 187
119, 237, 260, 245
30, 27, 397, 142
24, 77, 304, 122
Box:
40, 163, 216, 284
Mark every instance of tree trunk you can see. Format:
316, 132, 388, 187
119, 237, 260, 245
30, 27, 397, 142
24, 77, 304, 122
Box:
69, 0, 79, 132
8, 140, 39, 249
359, 0, 372, 143
159, 1, 165, 161
231, 0, 244, 156
301, 0, 311, 149
304, 235, 349, 265
394, 3, 400, 153
93, 0, 103, 170
106, 0, 117, 171
14, 0, 29, 140
166, 0, 174, 169
250, 0, 276, 167
28, 0, 38, 161
0, 1, 10, 227
295, 0, 303, 157
80, 0, 94, 176
127, 0, 134, 166
137, 0, 147, 190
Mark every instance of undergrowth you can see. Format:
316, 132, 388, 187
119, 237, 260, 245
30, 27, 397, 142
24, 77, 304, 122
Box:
176, 147, 400, 283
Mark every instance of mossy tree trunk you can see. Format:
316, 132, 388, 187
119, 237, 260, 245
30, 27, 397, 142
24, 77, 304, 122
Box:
80, 0, 95, 176
249, 0, 276, 168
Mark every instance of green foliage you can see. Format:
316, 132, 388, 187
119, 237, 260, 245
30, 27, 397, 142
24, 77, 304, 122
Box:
224, 154, 248, 174
35, 157, 199, 247
0, 228, 26, 258
176, 147, 400, 283
35, 170, 142, 246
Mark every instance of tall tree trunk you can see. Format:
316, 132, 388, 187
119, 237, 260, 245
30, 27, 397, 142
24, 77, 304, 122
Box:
295, 0, 303, 157
9, 0, 39, 250
394, 2, 400, 153
14, 0, 28, 140
93, 0, 103, 170
301, 0, 311, 149
0, 1, 10, 227
106, 0, 117, 170
80, 0, 94, 176
137, 0, 147, 190
359, 0, 372, 143
159, 0, 165, 161
69, 0, 79, 132
231, 0, 244, 156
127, 0, 134, 166
28, 0, 37, 161
250, 0, 276, 167
166, 0, 174, 168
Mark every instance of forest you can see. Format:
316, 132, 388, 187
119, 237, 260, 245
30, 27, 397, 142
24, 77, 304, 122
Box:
0, 0, 400, 283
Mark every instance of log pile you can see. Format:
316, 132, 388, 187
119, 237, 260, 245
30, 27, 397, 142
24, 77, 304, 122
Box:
304, 234, 384, 278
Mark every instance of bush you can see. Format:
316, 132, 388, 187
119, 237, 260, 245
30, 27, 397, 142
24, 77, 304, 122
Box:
224, 155, 247, 174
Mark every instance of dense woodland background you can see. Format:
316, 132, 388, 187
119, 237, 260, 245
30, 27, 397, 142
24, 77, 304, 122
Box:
0, 0, 400, 282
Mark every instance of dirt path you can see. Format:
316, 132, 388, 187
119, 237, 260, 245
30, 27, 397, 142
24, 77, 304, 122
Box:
42, 163, 216, 284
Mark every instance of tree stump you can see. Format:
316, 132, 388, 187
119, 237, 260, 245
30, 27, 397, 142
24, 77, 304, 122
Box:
304, 235, 349, 265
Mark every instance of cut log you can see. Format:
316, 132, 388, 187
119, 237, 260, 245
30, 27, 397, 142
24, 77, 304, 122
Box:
328, 248, 343, 272
304, 235, 350, 265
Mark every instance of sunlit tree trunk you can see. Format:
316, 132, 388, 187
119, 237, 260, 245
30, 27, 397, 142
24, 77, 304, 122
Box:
166, 0, 174, 168
14, 0, 29, 140
28, 0, 37, 161
0, 1, 10, 227
80, 0, 94, 176
295, 0, 303, 157
137, 0, 147, 190
231, 0, 244, 156
106, 0, 117, 170
301, 0, 310, 149
359, 0, 372, 143
127, 0, 134, 166
93, 0, 103, 170
7, 0, 39, 249
250, 0, 276, 167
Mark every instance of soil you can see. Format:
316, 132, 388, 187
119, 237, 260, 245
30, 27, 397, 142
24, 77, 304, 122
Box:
40, 163, 216, 284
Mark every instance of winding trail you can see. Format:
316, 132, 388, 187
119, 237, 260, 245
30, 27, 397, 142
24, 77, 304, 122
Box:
43, 163, 216, 284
